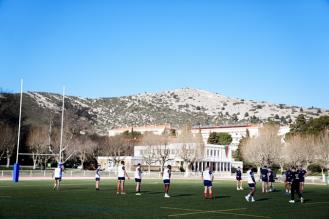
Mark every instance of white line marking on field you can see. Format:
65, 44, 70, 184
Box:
161, 207, 271, 218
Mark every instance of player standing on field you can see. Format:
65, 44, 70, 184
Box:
245, 167, 256, 202
236, 166, 243, 190
162, 165, 172, 198
260, 166, 269, 193
135, 163, 142, 195
289, 167, 304, 203
117, 161, 130, 195
285, 168, 292, 194
202, 165, 214, 199
268, 167, 275, 192
298, 166, 307, 193
53, 163, 63, 190
95, 164, 104, 190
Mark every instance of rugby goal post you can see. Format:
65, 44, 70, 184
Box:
13, 82, 65, 182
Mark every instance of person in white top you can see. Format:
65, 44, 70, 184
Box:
53, 163, 63, 190
134, 163, 142, 195
202, 165, 214, 199
95, 164, 105, 191
162, 165, 172, 198
117, 161, 130, 195
245, 167, 256, 202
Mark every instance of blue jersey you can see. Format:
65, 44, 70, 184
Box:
261, 168, 269, 181
236, 170, 242, 177
268, 170, 274, 182
298, 169, 307, 181
291, 170, 300, 183
285, 170, 292, 182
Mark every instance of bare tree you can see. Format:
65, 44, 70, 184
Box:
300, 134, 316, 169
155, 134, 173, 173
75, 135, 97, 169
285, 134, 317, 169
285, 134, 305, 167
315, 131, 329, 178
0, 123, 16, 167
26, 126, 50, 169
101, 135, 128, 167
241, 124, 282, 171
177, 127, 204, 176
48, 110, 86, 164
141, 133, 158, 174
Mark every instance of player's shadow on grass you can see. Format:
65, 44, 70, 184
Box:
256, 198, 270, 202
214, 195, 230, 199
147, 192, 164, 195
171, 194, 193, 197
303, 199, 311, 203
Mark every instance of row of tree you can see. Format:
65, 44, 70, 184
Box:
240, 117, 329, 176
0, 112, 205, 172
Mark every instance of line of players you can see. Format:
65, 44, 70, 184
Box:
52, 162, 307, 203
52, 161, 173, 198
237, 166, 307, 203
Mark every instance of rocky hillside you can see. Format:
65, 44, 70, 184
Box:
1, 88, 328, 135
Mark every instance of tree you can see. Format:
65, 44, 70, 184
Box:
101, 135, 129, 167
289, 115, 329, 135
26, 125, 50, 169
141, 132, 159, 174
155, 134, 173, 173
177, 127, 204, 176
285, 135, 306, 167
48, 109, 88, 164
315, 131, 329, 178
207, 132, 232, 145
241, 124, 282, 171
75, 135, 97, 169
0, 123, 16, 167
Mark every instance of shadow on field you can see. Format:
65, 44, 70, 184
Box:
147, 192, 164, 195
171, 194, 193, 197
256, 198, 270, 202
214, 195, 230, 199
303, 199, 311, 203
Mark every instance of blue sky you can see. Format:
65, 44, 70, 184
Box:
1, 0, 329, 108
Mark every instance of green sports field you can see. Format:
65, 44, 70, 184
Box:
0, 179, 328, 219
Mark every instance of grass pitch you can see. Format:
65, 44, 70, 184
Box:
0, 179, 328, 219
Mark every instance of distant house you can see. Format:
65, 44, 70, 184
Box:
108, 124, 171, 136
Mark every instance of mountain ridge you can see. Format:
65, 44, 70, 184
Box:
1, 87, 328, 135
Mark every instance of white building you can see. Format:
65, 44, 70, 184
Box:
133, 143, 242, 173
191, 124, 290, 150
97, 156, 134, 171
101, 124, 290, 173
108, 124, 171, 136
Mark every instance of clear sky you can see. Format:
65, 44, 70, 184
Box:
1, 0, 329, 108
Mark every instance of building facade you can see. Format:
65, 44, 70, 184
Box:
101, 124, 289, 173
